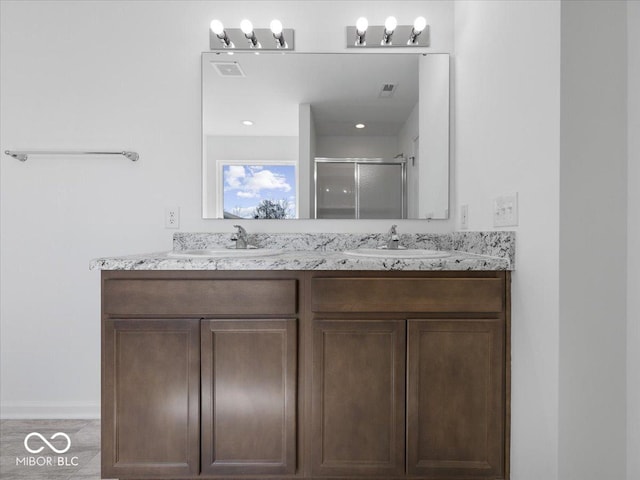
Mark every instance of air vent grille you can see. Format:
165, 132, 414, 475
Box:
210, 61, 246, 77
379, 83, 398, 98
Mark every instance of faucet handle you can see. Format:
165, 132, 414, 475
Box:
386, 224, 400, 250
232, 225, 249, 249
233, 225, 247, 236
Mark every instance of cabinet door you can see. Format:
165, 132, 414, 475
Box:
311, 319, 405, 477
407, 319, 505, 478
201, 319, 297, 475
102, 319, 200, 478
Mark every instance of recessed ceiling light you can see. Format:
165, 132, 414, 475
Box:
242, 120, 254, 126
355, 123, 365, 129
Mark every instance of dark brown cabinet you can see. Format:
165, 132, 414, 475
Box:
101, 271, 300, 479
311, 319, 406, 477
101, 270, 510, 480
201, 319, 297, 476
101, 319, 200, 479
407, 319, 505, 478
308, 272, 509, 480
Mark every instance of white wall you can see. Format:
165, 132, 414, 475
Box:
0, 0, 454, 417
559, 3, 628, 479
298, 104, 313, 218
454, 2, 561, 479
627, 2, 640, 479
315, 135, 399, 159
398, 104, 419, 218
418, 54, 450, 219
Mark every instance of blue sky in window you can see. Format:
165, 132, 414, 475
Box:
223, 164, 297, 218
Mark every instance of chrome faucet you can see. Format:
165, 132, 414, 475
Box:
231, 225, 249, 249
387, 224, 400, 250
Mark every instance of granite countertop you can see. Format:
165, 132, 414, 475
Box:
90, 232, 515, 271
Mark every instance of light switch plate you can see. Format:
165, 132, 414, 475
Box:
493, 194, 518, 227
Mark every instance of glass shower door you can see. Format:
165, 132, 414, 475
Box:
315, 162, 356, 219
357, 163, 405, 219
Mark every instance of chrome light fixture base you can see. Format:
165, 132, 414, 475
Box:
346, 25, 429, 48
210, 28, 295, 51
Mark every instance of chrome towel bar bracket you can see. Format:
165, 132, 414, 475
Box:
4, 150, 139, 162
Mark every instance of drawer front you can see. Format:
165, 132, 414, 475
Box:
311, 277, 504, 313
104, 279, 297, 316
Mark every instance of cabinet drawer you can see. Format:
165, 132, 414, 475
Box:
104, 279, 297, 316
311, 277, 504, 313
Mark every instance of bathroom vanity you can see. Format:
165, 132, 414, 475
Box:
93, 232, 514, 480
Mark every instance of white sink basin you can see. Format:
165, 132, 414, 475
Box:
343, 248, 450, 259
168, 248, 283, 258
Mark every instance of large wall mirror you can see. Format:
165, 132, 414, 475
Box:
202, 52, 449, 220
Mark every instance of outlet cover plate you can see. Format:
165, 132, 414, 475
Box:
165, 207, 180, 229
460, 204, 469, 229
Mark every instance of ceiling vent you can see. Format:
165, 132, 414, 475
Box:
379, 83, 398, 98
210, 61, 246, 77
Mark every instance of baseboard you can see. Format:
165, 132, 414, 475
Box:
1, 402, 100, 419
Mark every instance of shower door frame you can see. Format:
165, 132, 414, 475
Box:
314, 157, 407, 219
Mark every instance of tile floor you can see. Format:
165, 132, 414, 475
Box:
0, 419, 109, 480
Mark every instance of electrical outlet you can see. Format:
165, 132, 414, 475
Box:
493, 194, 518, 227
165, 207, 180, 229
460, 204, 469, 229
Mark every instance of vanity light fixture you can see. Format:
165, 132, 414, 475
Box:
382, 16, 397, 45
355, 17, 368, 46
408, 16, 427, 45
209, 20, 295, 51
346, 16, 429, 48
270, 19, 287, 48
240, 19, 260, 48
210, 19, 233, 48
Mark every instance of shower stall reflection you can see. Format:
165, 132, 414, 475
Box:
314, 158, 405, 219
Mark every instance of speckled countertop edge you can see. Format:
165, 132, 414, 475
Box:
89, 251, 510, 271
90, 232, 514, 271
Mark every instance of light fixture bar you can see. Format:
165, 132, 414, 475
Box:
209, 27, 295, 51
346, 24, 429, 48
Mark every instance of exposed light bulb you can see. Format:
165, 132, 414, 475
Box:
240, 19, 254, 35
270, 19, 283, 35
356, 17, 368, 33
210, 19, 224, 36
384, 16, 397, 33
413, 16, 427, 33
